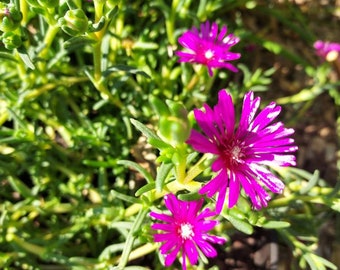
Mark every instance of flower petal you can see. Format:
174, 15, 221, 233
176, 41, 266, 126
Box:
150, 211, 173, 223
186, 129, 219, 154
195, 238, 218, 258
183, 240, 199, 265
164, 244, 181, 266
228, 170, 240, 208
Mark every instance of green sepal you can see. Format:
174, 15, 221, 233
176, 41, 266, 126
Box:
1, 32, 22, 50
58, 9, 89, 36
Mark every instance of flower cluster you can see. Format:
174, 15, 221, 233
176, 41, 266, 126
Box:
176, 21, 241, 76
151, 21, 298, 270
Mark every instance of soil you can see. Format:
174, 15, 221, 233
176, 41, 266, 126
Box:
217, 1, 340, 269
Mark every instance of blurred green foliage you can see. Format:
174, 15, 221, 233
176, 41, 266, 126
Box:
0, 0, 339, 269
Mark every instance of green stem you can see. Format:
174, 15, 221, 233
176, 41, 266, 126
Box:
117, 207, 148, 269
124, 243, 158, 262
183, 65, 214, 100
39, 24, 59, 60
93, 0, 104, 22
183, 153, 209, 183
36, 112, 73, 147
174, 144, 188, 184
14, 50, 28, 83
279, 228, 310, 254
23, 76, 88, 101
115, 152, 209, 265
110, 243, 158, 265
6, 234, 46, 257
122, 154, 212, 219
23, 83, 56, 100
176, 160, 186, 184
90, 1, 123, 108
0, 111, 9, 126
92, 0, 105, 81
37, 23, 59, 80
165, 0, 178, 45
124, 203, 143, 218
19, 0, 28, 25
93, 40, 103, 82
165, 19, 175, 45
89, 73, 123, 108
123, 181, 180, 218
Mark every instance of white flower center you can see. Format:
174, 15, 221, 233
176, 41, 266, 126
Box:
221, 140, 246, 167
231, 145, 242, 162
179, 223, 194, 240
204, 50, 214, 60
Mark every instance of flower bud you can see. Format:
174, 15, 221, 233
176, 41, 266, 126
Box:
0, 4, 22, 32
158, 101, 191, 145
58, 9, 88, 36
1, 32, 22, 50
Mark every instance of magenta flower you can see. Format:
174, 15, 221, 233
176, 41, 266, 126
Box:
150, 193, 226, 270
176, 21, 241, 76
186, 90, 298, 213
314, 40, 340, 61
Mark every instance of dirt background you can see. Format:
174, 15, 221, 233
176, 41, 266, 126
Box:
221, 1, 340, 269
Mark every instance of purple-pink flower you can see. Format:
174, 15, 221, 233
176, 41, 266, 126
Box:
186, 90, 298, 213
314, 40, 340, 61
150, 193, 226, 270
176, 21, 241, 77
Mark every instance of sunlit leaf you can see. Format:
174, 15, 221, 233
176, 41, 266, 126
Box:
155, 163, 173, 192
225, 215, 254, 235
261, 220, 290, 229
118, 160, 154, 184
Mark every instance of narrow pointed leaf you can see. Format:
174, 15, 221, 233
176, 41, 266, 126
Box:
155, 163, 173, 192
118, 160, 154, 183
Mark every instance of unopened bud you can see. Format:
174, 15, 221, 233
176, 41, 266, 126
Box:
159, 101, 191, 145
2, 32, 22, 50
58, 9, 88, 36
0, 4, 22, 32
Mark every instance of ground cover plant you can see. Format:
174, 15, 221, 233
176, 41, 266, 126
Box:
0, 0, 339, 269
